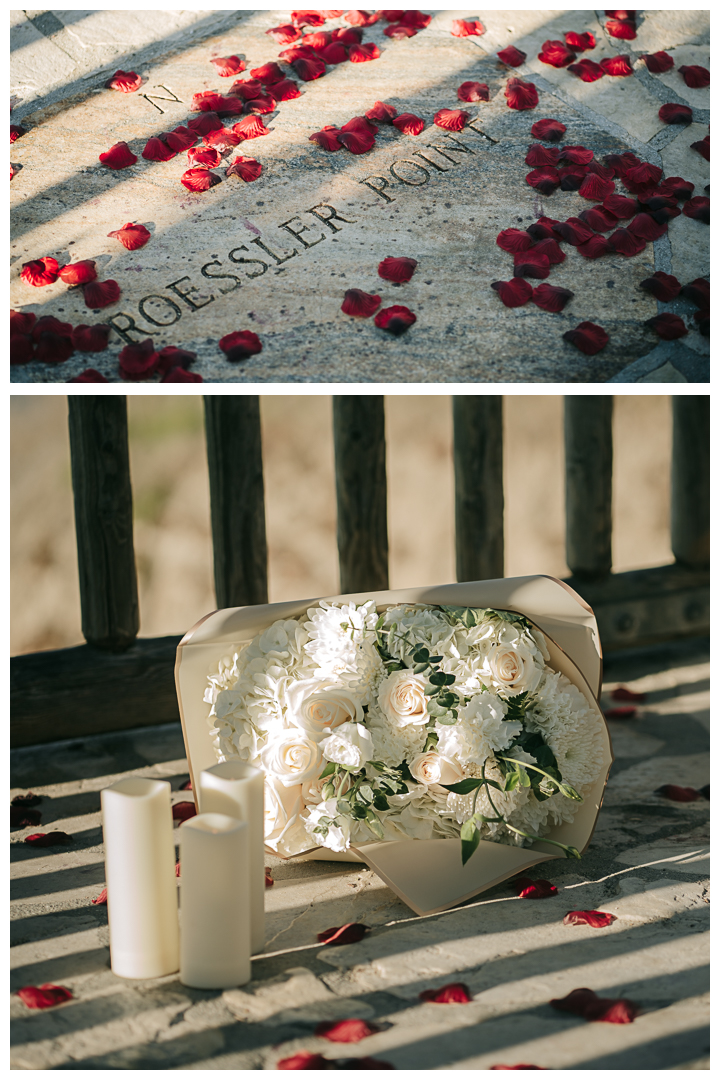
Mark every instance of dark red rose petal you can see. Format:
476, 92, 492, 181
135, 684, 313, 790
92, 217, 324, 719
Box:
658, 103, 693, 125
341, 289, 382, 317
316, 1018, 381, 1043
600, 55, 633, 76
378, 256, 417, 282
11, 333, 34, 364
515, 876, 558, 899
419, 983, 472, 1003
107, 222, 151, 250
229, 78, 264, 101
384, 23, 416, 39
690, 135, 710, 161
568, 59, 605, 82
576, 235, 611, 258
267, 24, 302, 45
226, 155, 262, 181
83, 279, 121, 308
553, 217, 594, 245
638, 193, 677, 211
164, 126, 197, 152
604, 705, 637, 718
538, 40, 577, 68
498, 46, 526, 67
565, 31, 595, 51
119, 338, 158, 380
310, 126, 342, 151
587, 161, 616, 180
317, 922, 370, 944
21, 256, 60, 288
681, 278, 710, 308
623, 161, 662, 192
513, 252, 550, 279
490, 278, 533, 308
181, 168, 221, 192
264, 866, 274, 888
303, 31, 332, 49
611, 686, 647, 702
451, 18, 484, 37
643, 51, 673, 74
268, 78, 302, 102
532, 283, 574, 312
458, 81, 490, 103
366, 101, 397, 123
25, 831, 74, 847
99, 141, 137, 169
172, 801, 197, 822
526, 167, 560, 195
155, 346, 197, 375
656, 784, 701, 802
277, 1052, 331, 1069
645, 314, 688, 339
72, 324, 110, 351
188, 112, 223, 135
342, 116, 379, 137
18, 985, 73, 1009
232, 115, 270, 139
337, 129, 375, 154
210, 55, 245, 77
333, 26, 363, 44
683, 197, 710, 223
11, 792, 42, 807
606, 19, 637, 41
106, 70, 141, 93
142, 136, 177, 162
603, 150, 640, 179
344, 10, 380, 27
392, 113, 425, 135
496, 228, 534, 253
434, 108, 469, 132
349, 43, 381, 63
35, 332, 74, 363
531, 118, 567, 142
578, 205, 619, 232
525, 144, 560, 167
679, 65, 709, 89
192, 92, 245, 117
558, 165, 586, 192
559, 144, 594, 165
219, 330, 263, 360
11, 124, 25, 142
639, 271, 681, 301
578, 173, 615, 201
244, 93, 276, 115
31, 315, 72, 341
532, 237, 565, 265
551, 987, 640, 1023
564, 910, 617, 928
505, 78, 538, 110
527, 216, 560, 241
293, 10, 327, 27
374, 305, 416, 334
563, 321, 610, 354
92, 887, 108, 905
188, 145, 222, 168
204, 128, 242, 152
68, 368, 108, 383
161, 367, 203, 383
11, 806, 41, 827
628, 213, 667, 241
609, 228, 646, 256
603, 193, 639, 218
378, 11, 404, 22
400, 11, 432, 30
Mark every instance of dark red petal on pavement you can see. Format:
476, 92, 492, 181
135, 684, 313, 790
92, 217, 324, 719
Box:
316, 1018, 381, 1043
162, 367, 203, 382
563, 322, 609, 355
106, 70, 142, 93
188, 146, 222, 168
267, 24, 302, 44
25, 831, 74, 846
603, 193, 639, 218
188, 112, 223, 135
83, 279, 121, 308
310, 126, 342, 150
604, 705, 637, 718
107, 222, 151, 249
490, 278, 533, 307
531, 118, 566, 142
645, 313, 688, 339
683, 196, 710, 223
564, 910, 617, 928
532, 284, 574, 312
639, 271, 681, 301
525, 144, 560, 167
578, 173, 615, 200
623, 161, 662, 192
576, 235, 611, 259
268, 79, 302, 102
99, 141, 137, 169
558, 145, 594, 165
514, 251, 551, 279
278, 1052, 331, 1069
392, 112, 425, 135
374, 305, 416, 334
219, 330, 263, 360
496, 228, 534, 253
204, 128, 242, 152
497, 46, 526, 67
578, 205, 619, 231
643, 51, 673, 73
568, 59, 605, 82
210, 55, 245, 77
293, 10, 327, 27
553, 217, 594, 244
142, 136, 176, 162
10, 125, 25, 142
119, 339, 159, 380
587, 160, 616, 180
680, 278, 710, 308
165, 126, 197, 151
451, 19, 484, 37
226, 155, 262, 181
250, 61, 285, 85
505, 78, 538, 110
458, 82, 489, 103
302, 31, 332, 49
32, 315, 72, 341
551, 987, 640, 1023
658, 102, 693, 125
378, 256, 417, 282
18, 985, 73, 1009
92, 887, 108, 905
181, 168, 221, 192
244, 93, 276, 115
609, 228, 646, 256
656, 784, 701, 802
515, 877, 558, 898
606, 19, 637, 41
341, 115, 378, 136
679, 65, 709, 89
229, 78, 264, 100
337, 128, 375, 154
559, 165, 589, 192
349, 43, 380, 63
192, 92, 245, 116
315, 42, 348, 63
690, 135, 710, 161
317, 922, 370, 944
233, 115, 270, 140
603, 150, 640, 179
21, 256, 60, 287
600, 55, 633, 76
35, 332, 74, 363
526, 167, 560, 195
538, 40, 576, 68
72, 324, 110, 351
155, 346, 197, 375
628, 213, 667, 241
11, 805, 41, 826
344, 10, 380, 27
611, 686, 647, 702
10, 336, 35, 366
527, 216, 560, 241
400, 11, 432, 30
384, 24, 416, 39
366, 100, 397, 123
434, 108, 469, 132
11, 792, 42, 806
419, 983, 472, 1003
565, 31, 595, 51
333, 26, 363, 44
341, 289, 382, 317
532, 237, 565, 264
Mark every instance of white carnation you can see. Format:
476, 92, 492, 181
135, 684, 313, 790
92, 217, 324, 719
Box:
319, 722, 374, 772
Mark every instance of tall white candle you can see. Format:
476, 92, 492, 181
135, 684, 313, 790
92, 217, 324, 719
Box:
101, 777, 179, 979
179, 813, 251, 989
198, 762, 265, 954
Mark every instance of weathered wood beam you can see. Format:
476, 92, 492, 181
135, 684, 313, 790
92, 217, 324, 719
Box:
453, 396, 504, 582
564, 396, 614, 581
671, 396, 710, 569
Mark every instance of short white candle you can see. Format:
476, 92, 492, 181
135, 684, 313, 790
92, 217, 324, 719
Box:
179, 813, 251, 989
198, 762, 265, 954
101, 777, 179, 979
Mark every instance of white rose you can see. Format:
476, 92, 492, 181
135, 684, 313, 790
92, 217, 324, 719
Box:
408, 751, 465, 793
285, 678, 364, 739
487, 635, 542, 695
378, 670, 429, 727
319, 722, 374, 773
261, 728, 323, 787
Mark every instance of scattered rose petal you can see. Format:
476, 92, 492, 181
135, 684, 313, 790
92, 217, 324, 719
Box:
318, 922, 370, 944
192, 92, 244, 116
343, 115, 379, 136
72, 324, 110, 351
267, 24, 302, 45
83, 279, 121, 308
35, 331, 74, 364
31, 315, 72, 341
337, 128, 375, 154
514, 251, 551, 279
384, 23, 416, 38
310, 125, 342, 150
451, 18, 484, 37
420, 983, 472, 1003
24, 832, 74, 847
525, 144, 560, 167
603, 193, 639, 218
107, 222, 151, 250
623, 161, 662, 193
603, 150, 640, 179
11, 124, 26, 142
538, 40, 577, 68
375, 305, 416, 334
244, 93, 276, 114
99, 141, 137, 169
400, 11, 432, 29
563, 321, 609, 355
333, 26, 363, 44
294, 55, 327, 80
527, 216, 560, 240
268, 78, 302, 102
600, 55, 633, 76
606, 19, 637, 41
643, 51, 673, 73
204, 128, 242, 152
316, 1019, 381, 1043
515, 877, 558, 898
565, 31, 595, 51
646, 313, 688, 340
683, 196, 710, 223
578, 206, 619, 232
18, 985, 73, 1009
303, 31, 333, 49
434, 108, 469, 132
559, 165, 588, 192
679, 65, 709, 89
58, 260, 97, 286
92, 887, 108, 905
155, 346, 197, 375
210, 55, 245, 77
181, 168, 221, 192
344, 10, 379, 27
11, 792, 42, 806
68, 368, 108, 383
278, 1052, 331, 1069
680, 278, 710, 307
106, 70, 141, 93
188, 145, 222, 168
553, 217, 594, 245
230, 78, 264, 100
496, 228, 534, 253
658, 102, 693, 125
505, 78, 538, 110
628, 212, 667, 241
587, 160, 615, 180
293, 10, 327, 27
564, 910, 617, 928
392, 112, 425, 135
532, 237, 565, 265
265, 867, 274, 887
341, 289, 382, 317
611, 686, 647, 702
490, 278, 533, 307
608, 228, 646, 256
350, 43, 381, 63
525, 167, 560, 195
172, 801, 197, 822
226, 155, 262, 181
188, 112, 223, 135
11, 806, 41, 827
219, 329, 263, 361
550, 987, 640, 1023
21, 256, 59, 287
162, 367, 203, 382
233, 115, 270, 140
497, 46, 526, 67
366, 101, 397, 123
690, 135, 710, 161
11, 334, 34, 364
165, 125, 198, 151
458, 81, 489, 103
119, 338, 159, 380
532, 283, 574, 312
568, 59, 605, 82
378, 256, 417, 282
142, 136, 176, 162
531, 118, 566, 142
578, 173, 615, 200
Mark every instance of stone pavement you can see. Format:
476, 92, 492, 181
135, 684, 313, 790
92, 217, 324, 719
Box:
10, 637, 709, 1069
10, 9, 709, 383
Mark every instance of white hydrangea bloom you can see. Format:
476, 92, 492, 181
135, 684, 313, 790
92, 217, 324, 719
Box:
526, 671, 606, 790
437, 691, 517, 768
303, 600, 382, 700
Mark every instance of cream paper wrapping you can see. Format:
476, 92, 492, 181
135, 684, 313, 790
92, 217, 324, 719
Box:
175, 576, 613, 916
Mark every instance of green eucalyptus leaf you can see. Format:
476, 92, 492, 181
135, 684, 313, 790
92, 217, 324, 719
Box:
353, 804, 367, 819
413, 662, 430, 674
436, 714, 457, 725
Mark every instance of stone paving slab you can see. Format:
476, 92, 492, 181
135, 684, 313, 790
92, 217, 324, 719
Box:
10, 9, 710, 383
10, 637, 709, 1069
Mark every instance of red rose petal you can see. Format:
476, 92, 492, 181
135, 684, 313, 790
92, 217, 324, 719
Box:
229, 78, 264, 101
645, 313, 688, 339
337, 128, 375, 154
400, 11, 432, 30
527, 216, 560, 241
378, 256, 417, 282
683, 196, 710, 223
333, 27, 363, 44
99, 141, 137, 169
578, 206, 619, 232
643, 51, 674, 74
72, 324, 110, 351
294, 55, 327, 80
679, 65, 709, 89
604, 705, 637, 718
628, 212, 667, 241
268, 79, 302, 102
606, 19, 637, 41
349, 42, 380, 63
563, 321, 609, 355
31, 315, 72, 341
210, 55, 245, 77
419, 983, 472, 1003
219, 330, 263, 361
366, 101, 397, 123
608, 228, 646, 256
188, 146, 222, 168
505, 78, 538, 110
374, 305, 416, 334
107, 222, 151, 250
578, 173, 615, 200
278, 1051, 331, 1069
303, 31, 332, 49
564, 910, 617, 928
392, 112, 425, 135
165, 126, 198, 151
344, 10, 380, 27
659, 102, 693, 125
204, 128, 242, 152
192, 92, 244, 116
378, 11, 405, 23
434, 108, 469, 132
551, 987, 640, 1023
226, 155, 262, 181
233, 115, 270, 140
587, 160, 616, 181
603, 193, 639, 218
35, 332, 74, 364
118, 338, 159, 380
264, 866, 274, 888
11, 806, 42, 827
83, 279, 121, 308
267, 25, 302, 45
161, 367, 203, 383
600, 55, 633, 76
603, 150, 640, 179
513, 251, 551, 279
384, 24, 416, 39
181, 168, 221, 192
525, 167, 560, 195
497, 46, 526, 67
106, 70, 141, 93
24, 831, 74, 846
341, 289, 382, 317
310, 126, 342, 151
525, 144, 560, 167
155, 346, 197, 375
451, 19, 484, 37
532, 237, 565, 265
68, 366, 109, 381
21, 256, 59, 287
172, 801, 197, 822
293, 10, 327, 27
680, 278, 710, 308
188, 112, 223, 135
92, 887, 108, 905
142, 136, 176, 162
538, 40, 577, 68
559, 143, 594, 164
532, 283, 574, 312
18, 985, 73, 1009
316, 42, 350, 63
531, 118, 566, 142
515, 876, 558, 899
244, 94, 276, 115
623, 161, 662, 192
316, 1018, 381, 1043
490, 278, 533, 307
553, 217, 594, 245
11, 792, 42, 806
565, 31, 596, 51
568, 59, 605, 82
10, 333, 33, 364
458, 81, 489, 103
318, 922, 370, 944
58, 260, 96, 286
656, 784, 701, 802
690, 135, 710, 161
611, 686, 647, 702
496, 228, 534, 253
559, 165, 587, 192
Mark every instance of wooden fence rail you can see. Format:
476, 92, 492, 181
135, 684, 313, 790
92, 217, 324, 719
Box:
11, 395, 709, 747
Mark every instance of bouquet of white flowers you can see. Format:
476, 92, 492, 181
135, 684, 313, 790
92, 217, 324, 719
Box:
204, 600, 607, 867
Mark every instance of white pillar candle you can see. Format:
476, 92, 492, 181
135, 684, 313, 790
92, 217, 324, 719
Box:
101, 777, 179, 979
179, 813, 251, 989
198, 762, 265, 954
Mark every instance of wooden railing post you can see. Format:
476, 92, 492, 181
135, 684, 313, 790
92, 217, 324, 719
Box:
67, 396, 139, 651
564, 396, 614, 581
453, 396, 504, 582
333, 396, 389, 593
204, 396, 268, 608
671, 396, 710, 569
